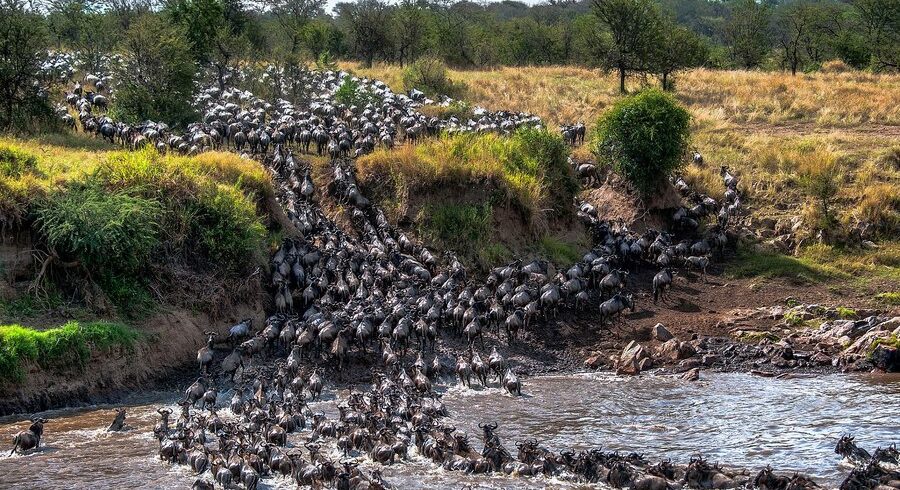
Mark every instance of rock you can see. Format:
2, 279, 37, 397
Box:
678, 358, 701, 370
701, 354, 720, 366
584, 355, 604, 369
657, 339, 696, 362
637, 357, 653, 372
871, 345, 899, 372
617, 356, 641, 375
680, 367, 700, 381
618, 341, 650, 375
652, 323, 674, 342
862, 240, 878, 250
810, 352, 832, 366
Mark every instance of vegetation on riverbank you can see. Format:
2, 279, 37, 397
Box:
1, 135, 276, 332
0, 321, 139, 383
357, 128, 579, 266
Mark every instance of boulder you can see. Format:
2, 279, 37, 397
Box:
810, 352, 832, 366
652, 323, 674, 342
657, 339, 696, 362
680, 367, 700, 381
584, 355, 604, 369
871, 345, 899, 372
617, 341, 649, 375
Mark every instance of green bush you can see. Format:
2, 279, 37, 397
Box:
421, 202, 492, 254
112, 14, 197, 127
402, 57, 467, 99
35, 184, 163, 274
593, 88, 691, 195
0, 144, 39, 178
334, 77, 378, 107
0, 321, 139, 383
514, 127, 577, 215
193, 183, 267, 269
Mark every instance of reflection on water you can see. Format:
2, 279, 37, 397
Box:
0, 372, 897, 489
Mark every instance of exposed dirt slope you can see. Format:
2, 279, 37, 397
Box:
0, 303, 266, 416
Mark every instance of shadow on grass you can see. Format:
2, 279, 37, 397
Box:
725, 248, 835, 284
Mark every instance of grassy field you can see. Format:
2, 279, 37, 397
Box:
347, 63, 900, 227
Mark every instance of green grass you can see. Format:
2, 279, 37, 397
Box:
727, 242, 900, 285
875, 292, 900, 306
419, 202, 492, 255
836, 307, 857, 319
539, 236, 582, 266
358, 128, 575, 229
0, 321, 140, 383
726, 248, 836, 283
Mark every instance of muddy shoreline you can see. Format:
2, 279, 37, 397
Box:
0, 309, 859, 417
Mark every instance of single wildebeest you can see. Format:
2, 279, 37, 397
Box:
107, 408, 126, 432
10, 417, 47, 454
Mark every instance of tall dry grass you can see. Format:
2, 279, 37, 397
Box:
344, 62, 900, 129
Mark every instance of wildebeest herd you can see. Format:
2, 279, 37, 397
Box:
9, 55, 896, 489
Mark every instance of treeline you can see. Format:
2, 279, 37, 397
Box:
1, 0, 899, 128
34, 0, 899, 74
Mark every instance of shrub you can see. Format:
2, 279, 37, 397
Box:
0, 144, 39, 178
334, 76, 378, 107
420, 202, 492, 255
0, 321, 139, 383
402, 57, 467, 99
593, 89, 691, 195
35, 184, 163, 274
795, 151, 840, 229
193, 183, 267, 269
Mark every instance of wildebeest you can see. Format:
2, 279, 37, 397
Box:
9, 417, 47, 454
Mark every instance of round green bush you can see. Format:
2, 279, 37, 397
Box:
402, 57, 467, 99
593, 89, 691, 195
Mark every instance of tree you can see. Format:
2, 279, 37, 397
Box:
592, 0, 661, 93
854, 0, 900, 71
165, 0, 226, 64
724, 0, 773, 69
650, 20, 708, 90
112, 14, 196, 127
337, 0, 394, 68
774, 2, 813, 75
272, 0, 326, 58
393, 0, 432, 66
593, 89, 691, 195
0, 0, 52, 131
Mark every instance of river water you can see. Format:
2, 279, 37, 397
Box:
1, 372, 897, 489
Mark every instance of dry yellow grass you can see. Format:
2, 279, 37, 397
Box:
344, 63, 900, 128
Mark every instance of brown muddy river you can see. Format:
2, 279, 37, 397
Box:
1, 372, 898, 489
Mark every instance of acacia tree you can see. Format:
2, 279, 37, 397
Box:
393, 0, 432, 66
0, 0, 51, 131
337, 0, 394, 68
774, 2, 813, 75
650, 21, 708, 90
854, 0, 900, 70
592, 0, 661, 93
113, 14, 196, 127
724, 0, 773, 69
